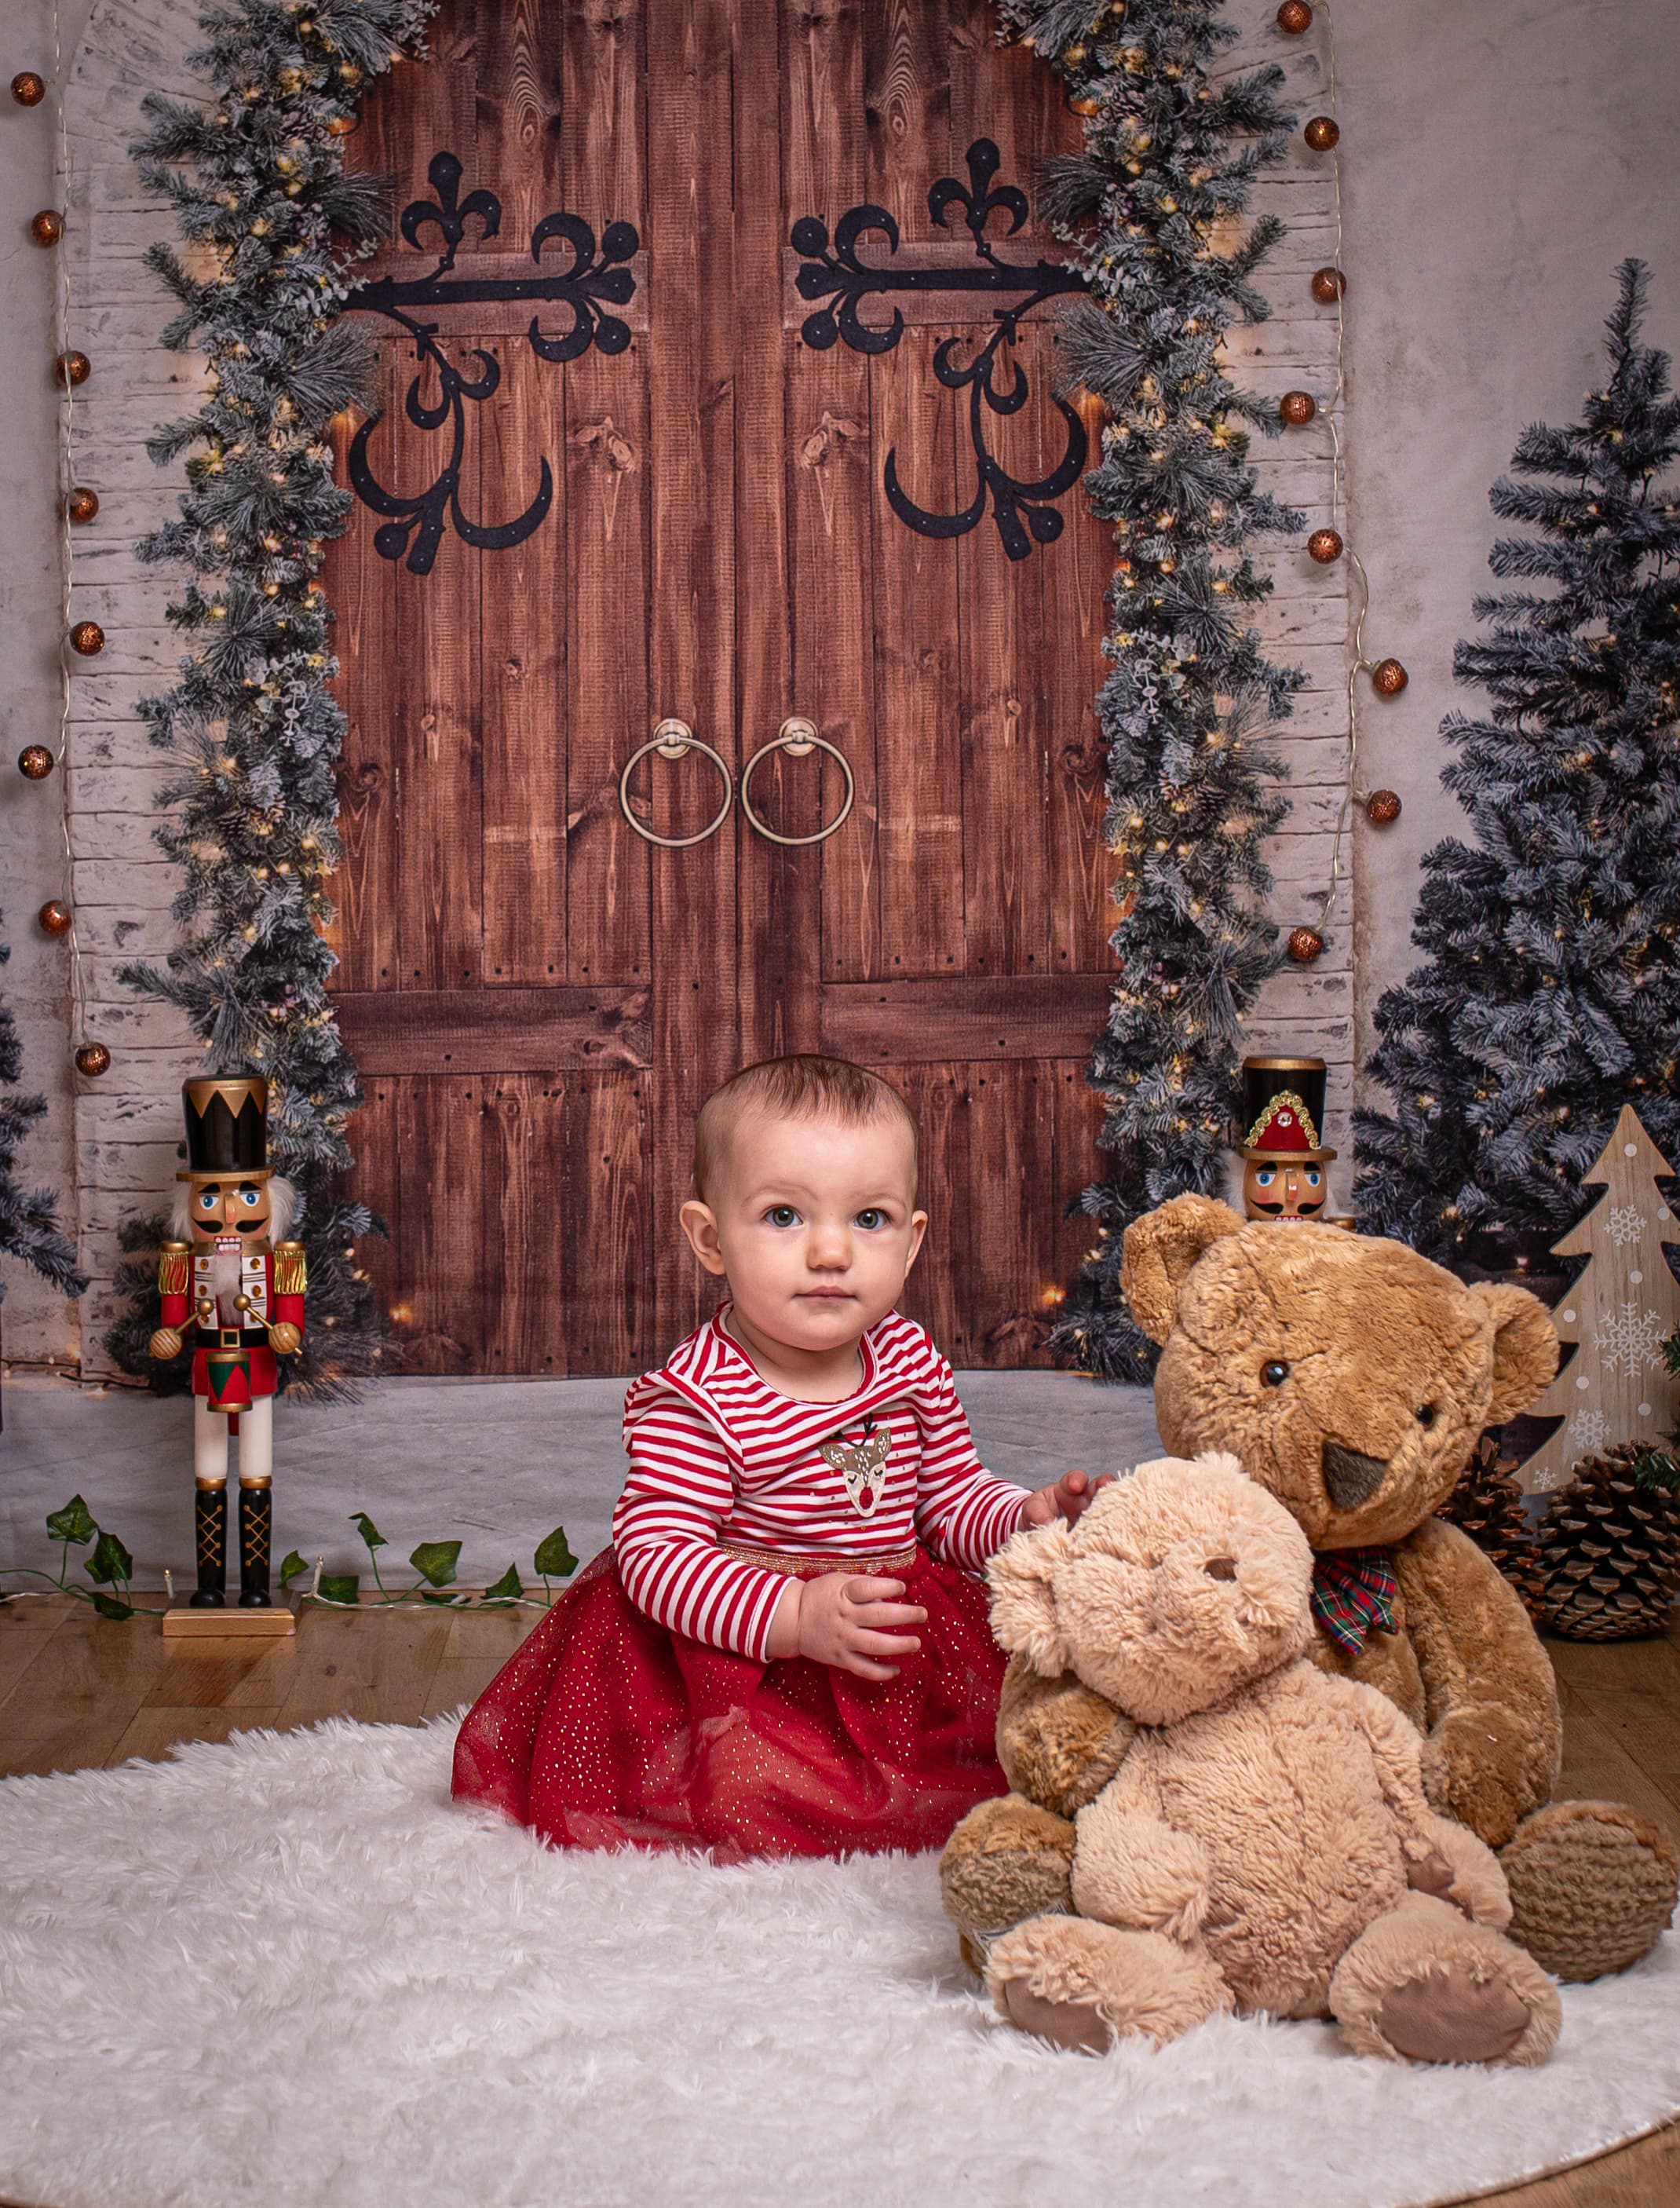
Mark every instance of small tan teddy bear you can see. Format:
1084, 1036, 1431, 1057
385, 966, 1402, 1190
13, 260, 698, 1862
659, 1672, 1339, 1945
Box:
983, 1452, 1562, 2067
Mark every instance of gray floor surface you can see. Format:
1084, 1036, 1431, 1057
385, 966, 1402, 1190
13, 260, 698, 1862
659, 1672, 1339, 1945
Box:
0, 1372, 1162, 1590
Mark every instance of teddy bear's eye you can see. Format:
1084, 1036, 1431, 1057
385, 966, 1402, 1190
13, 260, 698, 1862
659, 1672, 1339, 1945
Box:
1203, 1555, 1237, 1581
1416, 1403, 1437, 1428
1261, 1360, 1290, 1387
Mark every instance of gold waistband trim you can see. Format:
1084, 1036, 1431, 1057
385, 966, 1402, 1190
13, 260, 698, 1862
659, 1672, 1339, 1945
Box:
716, 1540, 919, 1578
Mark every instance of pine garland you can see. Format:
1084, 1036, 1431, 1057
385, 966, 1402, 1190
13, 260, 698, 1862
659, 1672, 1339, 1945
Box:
1355, 262, 1680, 1265
108, 0, 436, 1395
1002, 0, 1306, 1377
0, 914, 86, 1305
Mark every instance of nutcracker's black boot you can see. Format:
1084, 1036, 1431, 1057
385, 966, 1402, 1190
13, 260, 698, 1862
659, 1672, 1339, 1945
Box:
190, 1484, 228, 1607
238, 1480, 272, 1607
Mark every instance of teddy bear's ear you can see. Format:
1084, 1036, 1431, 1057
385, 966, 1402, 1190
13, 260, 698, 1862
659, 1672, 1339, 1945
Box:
1471, 1282, 1561, 1422
986, 1523, 1075, 1674
1120, 1194, 1247, 1344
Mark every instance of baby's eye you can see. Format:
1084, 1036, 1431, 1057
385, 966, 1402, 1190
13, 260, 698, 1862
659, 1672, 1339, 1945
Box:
854, 1208, 887, 1231
764, 1205, 800, 1229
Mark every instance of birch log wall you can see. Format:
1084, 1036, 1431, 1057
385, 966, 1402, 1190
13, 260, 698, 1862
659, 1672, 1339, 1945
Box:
16, 0, 1338, 1373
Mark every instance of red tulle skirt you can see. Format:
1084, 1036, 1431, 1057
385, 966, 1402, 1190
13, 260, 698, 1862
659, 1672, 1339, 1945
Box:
451, 1546, 1009, 1861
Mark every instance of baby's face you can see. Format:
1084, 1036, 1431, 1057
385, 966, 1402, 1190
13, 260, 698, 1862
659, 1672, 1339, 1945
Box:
685, 1109, 926, 1357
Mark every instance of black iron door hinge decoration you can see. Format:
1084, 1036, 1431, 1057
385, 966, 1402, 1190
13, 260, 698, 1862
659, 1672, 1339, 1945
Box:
341, 152, 639, 575
792, 139, 1089, 562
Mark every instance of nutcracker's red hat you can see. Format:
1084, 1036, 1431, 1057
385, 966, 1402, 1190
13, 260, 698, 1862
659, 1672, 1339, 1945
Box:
1240, 1058, 1337, 1164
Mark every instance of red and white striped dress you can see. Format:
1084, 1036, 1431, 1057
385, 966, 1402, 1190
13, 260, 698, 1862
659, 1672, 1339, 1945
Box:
452, 1307, 1021, 1859
613, 1307, 1029, 1661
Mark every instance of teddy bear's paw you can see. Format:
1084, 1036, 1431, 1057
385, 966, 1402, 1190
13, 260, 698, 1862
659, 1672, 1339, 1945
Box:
1502, 1799, 1679, 1981
940, 1793, 1075, 1954
1407, 1811, 1512, 1928
1329, 1892, 1561, 2067
986, 1915, 1231, 2053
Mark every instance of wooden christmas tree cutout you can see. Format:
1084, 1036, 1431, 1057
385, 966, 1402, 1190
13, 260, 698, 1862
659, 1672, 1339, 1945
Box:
1514, 1105, 1680, 1493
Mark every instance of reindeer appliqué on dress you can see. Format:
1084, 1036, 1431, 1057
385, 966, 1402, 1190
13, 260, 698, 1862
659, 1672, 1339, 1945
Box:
819, 1416, 893, 1519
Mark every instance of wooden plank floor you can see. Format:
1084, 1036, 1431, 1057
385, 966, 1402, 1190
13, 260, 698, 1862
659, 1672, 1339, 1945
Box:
2, 1597, 1678, 2208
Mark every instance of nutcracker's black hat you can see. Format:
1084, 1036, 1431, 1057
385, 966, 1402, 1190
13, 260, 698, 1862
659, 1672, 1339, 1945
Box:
180, 1075, 270, 1179
1240, 1057, 1336, 1163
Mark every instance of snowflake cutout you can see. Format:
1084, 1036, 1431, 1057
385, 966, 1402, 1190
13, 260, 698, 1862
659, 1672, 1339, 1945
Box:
1593, 1299, 1667, 1380
1606, 1203, 1645, 1248
1568, 1406, 1609, 1455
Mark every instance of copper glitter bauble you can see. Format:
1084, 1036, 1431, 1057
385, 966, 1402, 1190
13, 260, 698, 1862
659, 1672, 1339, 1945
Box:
1365, 789, 1402, 825
38, 900, 71, 936
30, 208, 63, 246
1279, 389, 1317, 426
53, 349, 89, 387
11, 71, 46, 106
1307, 528, 1344, 564
1371, 656, 1409, 696
69, 620, 105, 657
326, 113, 356, 134
75, 1042, 111, 1079
1069, 95, 1101, 117
17, 745, 54, 780
1276, 0, 1313, 30
66, 486, 99, 524
1304, 115, 1340, 152
1310, 265, 1346, 303
1287, 926, 1325, 964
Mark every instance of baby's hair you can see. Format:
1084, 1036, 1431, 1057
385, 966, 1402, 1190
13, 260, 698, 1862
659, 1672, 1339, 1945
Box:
694, 1055, 919, 1203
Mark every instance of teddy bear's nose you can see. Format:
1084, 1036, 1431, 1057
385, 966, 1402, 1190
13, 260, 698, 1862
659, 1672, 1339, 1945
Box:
1321, 1439, 1389, 1511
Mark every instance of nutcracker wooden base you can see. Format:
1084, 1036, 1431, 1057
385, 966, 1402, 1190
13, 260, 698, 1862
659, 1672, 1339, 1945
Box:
161, 1606, 296, 1640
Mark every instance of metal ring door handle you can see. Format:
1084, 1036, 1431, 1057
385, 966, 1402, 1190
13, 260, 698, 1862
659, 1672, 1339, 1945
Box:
618, 718, 735, 847
738, 717, 856, 847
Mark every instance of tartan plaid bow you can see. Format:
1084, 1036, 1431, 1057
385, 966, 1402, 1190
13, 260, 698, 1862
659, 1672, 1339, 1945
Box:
1310, 1546, 1398, 1654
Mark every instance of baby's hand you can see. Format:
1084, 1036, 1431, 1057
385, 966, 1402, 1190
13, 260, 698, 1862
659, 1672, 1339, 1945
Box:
770, 1573, 926, 1680
1020, 1467, 1112, 1531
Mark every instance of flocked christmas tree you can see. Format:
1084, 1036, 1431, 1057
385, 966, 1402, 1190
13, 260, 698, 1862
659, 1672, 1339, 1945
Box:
0, 914, 86, 1307
104, 0, 436, 1397
1002, 0, 1306, 1378
1356, 262, 1680, 1266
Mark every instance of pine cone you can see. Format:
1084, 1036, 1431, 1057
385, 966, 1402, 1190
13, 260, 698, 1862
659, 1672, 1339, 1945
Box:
1533, 1443, 1680, 1643
1438, 1431, 1548, 1621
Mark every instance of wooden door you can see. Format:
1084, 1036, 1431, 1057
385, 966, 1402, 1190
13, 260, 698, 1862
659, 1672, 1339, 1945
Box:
327, 0, 1115, 1376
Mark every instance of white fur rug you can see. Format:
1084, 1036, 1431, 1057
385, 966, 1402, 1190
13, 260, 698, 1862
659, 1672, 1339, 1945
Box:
2, 1718, 1677, 2208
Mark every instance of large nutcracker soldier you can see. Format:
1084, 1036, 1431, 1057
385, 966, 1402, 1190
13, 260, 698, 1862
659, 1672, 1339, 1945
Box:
148, 1077, 305, 1607
1237, 1056, 1338, 1224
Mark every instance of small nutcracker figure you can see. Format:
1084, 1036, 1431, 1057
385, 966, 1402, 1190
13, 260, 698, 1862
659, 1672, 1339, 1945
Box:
1238, 1057, 1337, 1224
148, 1077, 305, 1607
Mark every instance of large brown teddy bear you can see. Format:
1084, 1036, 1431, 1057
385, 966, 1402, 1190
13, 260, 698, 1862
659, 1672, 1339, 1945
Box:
984, 1453, 1561, 2065
942, 1196, 1678, 1986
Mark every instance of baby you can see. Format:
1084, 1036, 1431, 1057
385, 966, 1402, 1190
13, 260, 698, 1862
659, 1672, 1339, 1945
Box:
451, 1053, 1101, 1860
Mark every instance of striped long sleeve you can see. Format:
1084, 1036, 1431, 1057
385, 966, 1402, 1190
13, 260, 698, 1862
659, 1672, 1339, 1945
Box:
612, 1395, 788, 1661
912, 1357, 1030, 1570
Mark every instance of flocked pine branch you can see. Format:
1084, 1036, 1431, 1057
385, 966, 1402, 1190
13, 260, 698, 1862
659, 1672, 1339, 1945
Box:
1355, 261, 1680, 1264
0, 914, 86, 1304
109, 0, 436, 1397
1005, 0, 1305, 1377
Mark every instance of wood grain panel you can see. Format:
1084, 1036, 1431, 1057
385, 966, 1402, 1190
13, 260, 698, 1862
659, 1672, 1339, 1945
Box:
735, 0, 811, 1067
480, 338, 568, 986
475, 0, 565, 241
346, 1077, 404, 1346
482, 1076, 568, 1372
786, 0, 879, 988
336, 986, 652, 1073
889, 1059, 968, 1358
822, 972, 1112, 1061
561, 1070, 652, 1373
563, 0, 653, 989
394, 1078, 488, 1373
962, 1059, 1059, 1365
645, 0, 740, 1346
1046, 388, 1117, 976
